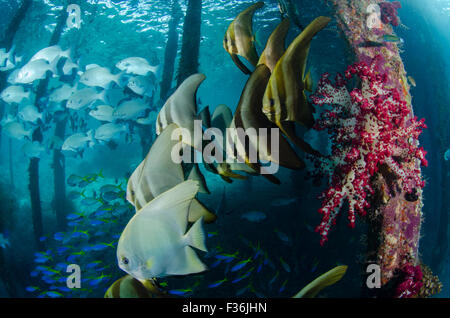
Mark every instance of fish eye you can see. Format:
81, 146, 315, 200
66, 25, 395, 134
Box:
121, 256, 129, 265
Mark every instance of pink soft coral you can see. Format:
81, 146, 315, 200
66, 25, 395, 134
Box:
311, 55, 427, 245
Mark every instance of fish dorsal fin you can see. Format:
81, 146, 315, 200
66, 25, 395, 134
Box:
263, 16, 330, 128
211, 104, 233, 134
258, 18, 290, 72
231, 64, 305, 172
304, 70, 313, 92
137, 180, 200, 232
293, 265, 348, 298
86, 64, 100, 71
198, 106, 211, 129
127, 123, 184, 211
156, 74, 206, 151
223, 2, 264, 73
187, 164, 210, 194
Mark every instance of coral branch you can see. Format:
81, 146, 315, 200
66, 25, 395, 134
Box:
311, 55, 427, 245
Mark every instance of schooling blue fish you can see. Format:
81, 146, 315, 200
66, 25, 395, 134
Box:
25, 286, 40, 293
278, 279, 288, 293
231, 267, 254, 283
40, 291, 63, 298
89, 274, 111, 286
236, 283, 252, 296
207, 231, 218, 238
210, 259, 222, 268
89, 219, 105, 226
274, 228, 291, 245
86, 261, 103, 269
208, 278, 227, 288
81, 197, 101, 206
215, 252, 239, 262
268, 271, 279, 288
90, 242, 114, 251
66, 213, 83, 220
56, 246, 71, 255
53, 232, 66, 241
256, 261, 263, 273
279, 257, 291, 273
168, 288, 193, 296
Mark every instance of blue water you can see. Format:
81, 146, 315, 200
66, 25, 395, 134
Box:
0, 0, 448, 298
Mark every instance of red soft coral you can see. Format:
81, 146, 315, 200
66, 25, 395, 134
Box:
311, 55, 427, 245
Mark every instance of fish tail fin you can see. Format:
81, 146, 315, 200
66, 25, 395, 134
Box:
185, 217, 208, 252
154, 63, 163, 79
49, 57, 59, 75
304, 70, 313, 92
63, 48, 72, 59
115, 71, 128, 88
87, 129, 96, 147
197, 106, 211, 128
7, 44, 16, 63
98, 89, 108, 104
293, 265, 347, 298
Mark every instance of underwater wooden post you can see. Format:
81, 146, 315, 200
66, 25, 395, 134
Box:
431, 157, 449, 275
176, 0, 202, 87
329, 0, 441, 297
160, 0, 182, 101
28, 2, 69, 249
54, 118, 68, 231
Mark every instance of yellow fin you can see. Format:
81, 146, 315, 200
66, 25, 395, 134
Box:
304, 70, 313, 92
263, 16, 330, 128
258, 18, 290, 72
293, 265, 348, 298
223, 2, 265, 73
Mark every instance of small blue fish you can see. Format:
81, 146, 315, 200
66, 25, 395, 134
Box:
168, 288, 193, 296
215, 252, 238, 262
231, 267, 254, 283
444, 149, 450, 161
279, 279, 288, 293
311, 259, 320, 273
210, 259, 222, 268
274, 228, 291, 244
53, 232, 65, 241
67, 221, 80, 227
86, 261, 102, 269
89, 219, 105, 226
66, 213, 82, 220
81, 197, 101, 206
90, 242, 113, 251
41, 291, 63, 298
89, 274, 111, 286
102, 191, 120, 201
268, 271, 279, 288
279, 257, 291, 273
26, 286, 40, 293
208, 278, 227, 288
70, 230, 89, 239
56, 246, 70, 255
231, 258, 252, 272
236, 283, 252, 296
240, 211, 266, 222
55, 263, 68, 271
256, 262, 263, 273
